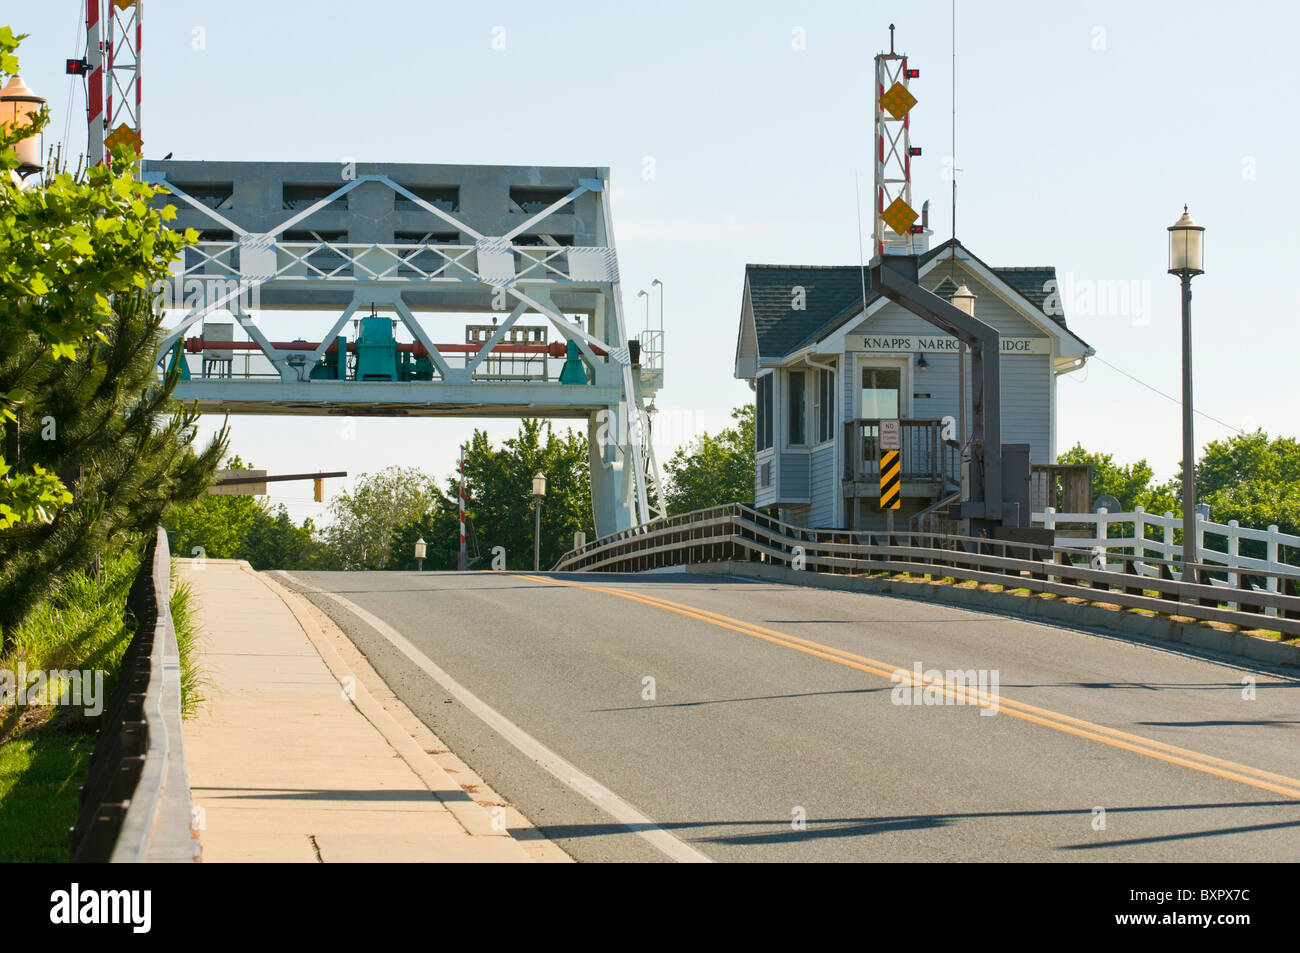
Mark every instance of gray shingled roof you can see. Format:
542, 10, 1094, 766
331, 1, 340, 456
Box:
993, 266, 1061, 319
746, 265, 868, 359
745, 239, 1070, 359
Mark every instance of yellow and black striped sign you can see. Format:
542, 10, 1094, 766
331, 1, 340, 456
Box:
879, 449, 901, 510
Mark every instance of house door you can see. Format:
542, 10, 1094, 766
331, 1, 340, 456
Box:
854, 358, 910, 473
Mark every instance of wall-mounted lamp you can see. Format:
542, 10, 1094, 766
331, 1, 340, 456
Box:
916, 353, 929, 370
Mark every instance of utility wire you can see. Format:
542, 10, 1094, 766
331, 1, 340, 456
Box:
1083, 356, 1244, 435
62, 5, 84, 158
854, 171, 868, 307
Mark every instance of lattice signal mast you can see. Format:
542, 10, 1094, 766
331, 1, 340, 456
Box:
78, 0, 142, 166
874, 24, 922, 257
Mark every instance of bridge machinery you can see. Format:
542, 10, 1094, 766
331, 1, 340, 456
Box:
147, 159, 666, 536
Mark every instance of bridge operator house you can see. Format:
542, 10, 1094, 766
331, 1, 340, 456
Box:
734, 239, 1094, 532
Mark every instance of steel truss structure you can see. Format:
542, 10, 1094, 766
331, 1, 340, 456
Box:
873, 28, 918, 257
146, 160, 666, 534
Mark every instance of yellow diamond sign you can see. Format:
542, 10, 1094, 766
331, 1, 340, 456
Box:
104, 123, 142, 155
881, 197, 918, 236
880, 82, 917, 120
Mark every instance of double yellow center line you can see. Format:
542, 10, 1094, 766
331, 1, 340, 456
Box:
515, 573, 1300, 801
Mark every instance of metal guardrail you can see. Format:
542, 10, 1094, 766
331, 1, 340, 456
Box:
70, 527, 200, 862
552, 504, 1300, 637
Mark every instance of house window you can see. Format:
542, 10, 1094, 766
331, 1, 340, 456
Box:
814, 368, 835, 443
756, 373, 773, 451
788, 370, 806, 445
860, 365, 902, 419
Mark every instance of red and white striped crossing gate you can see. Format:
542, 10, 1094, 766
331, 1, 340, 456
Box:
458, 444, 468, 571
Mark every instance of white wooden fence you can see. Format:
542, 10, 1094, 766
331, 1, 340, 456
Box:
1033, 506, 1299, 613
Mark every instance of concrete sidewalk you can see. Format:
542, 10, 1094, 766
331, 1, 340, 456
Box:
178, 559, 561, 863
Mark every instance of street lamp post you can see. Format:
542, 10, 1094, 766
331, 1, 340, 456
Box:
414, 537, 426, 572
651, 278, 664, 332
1168, 206, 1205, 580
532, 471, 547, 572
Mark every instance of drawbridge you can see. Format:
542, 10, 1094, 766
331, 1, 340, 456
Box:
147, 159, 665, 536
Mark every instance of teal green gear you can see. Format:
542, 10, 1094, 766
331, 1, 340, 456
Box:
168, 339, 191, 380
558, 339, 588, 385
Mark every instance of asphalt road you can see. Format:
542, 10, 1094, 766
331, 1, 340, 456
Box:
280, 569, 1300, 863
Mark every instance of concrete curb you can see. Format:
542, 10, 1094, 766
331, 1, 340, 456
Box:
693, 560, 1300, 670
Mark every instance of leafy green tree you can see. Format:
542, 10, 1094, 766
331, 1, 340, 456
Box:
1057, 443, 1179, 515
0, 27, 197, 531
324, 466, 440, 570
166, 491, 264, 563
454, 420, 592, 570
165, 457, 329, 570
663, 405, 755, 514
0, 27, 219, 643
1194, 430, 1300, 501
0, 288, 225, 638
387, 494, 461, 571
1194, 431, 1300, 556
0, 456, 69, 530
1060, 432, 1300, 565
245, 506, 330, 571
382, 420, 592, 571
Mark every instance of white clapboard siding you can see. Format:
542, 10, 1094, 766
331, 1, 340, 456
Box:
808, 444, 836, 527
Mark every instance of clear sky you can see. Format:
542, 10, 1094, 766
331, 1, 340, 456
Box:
11, 1, 1299, 524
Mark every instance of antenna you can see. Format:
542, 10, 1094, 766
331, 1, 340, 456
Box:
855, 172, 868, 310
950, 0, 958, 275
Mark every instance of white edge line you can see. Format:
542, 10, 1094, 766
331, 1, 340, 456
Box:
277, 572, 712, 864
